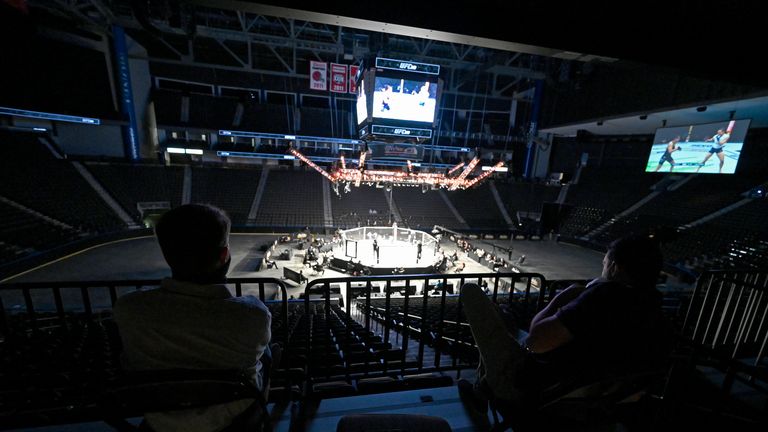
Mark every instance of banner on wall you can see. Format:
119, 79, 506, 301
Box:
330, 63, 348, 93
309, 61, 327, 91
348, 65, 359, 94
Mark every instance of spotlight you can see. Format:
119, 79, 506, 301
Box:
696, 106, 707, 112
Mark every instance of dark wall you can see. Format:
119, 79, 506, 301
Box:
540, 62, 760, 128
0, 5, 116, 119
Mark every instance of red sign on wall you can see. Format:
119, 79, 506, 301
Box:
348, 65, 360, 94
330, 63, 348, 93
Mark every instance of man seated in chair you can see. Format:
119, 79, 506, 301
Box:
458, 234, 670, 420
114, 204, 272, 432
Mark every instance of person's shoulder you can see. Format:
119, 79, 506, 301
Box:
581, 280, 632, 300
115, 288, 155, 307
226, 295, 271, 317
114, 289, 158, 317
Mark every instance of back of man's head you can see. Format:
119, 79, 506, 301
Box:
155, 204, 231, 282
607, 234, 663, 288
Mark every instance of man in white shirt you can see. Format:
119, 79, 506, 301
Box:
697, 128, 731, 173
114, 204, 271, 432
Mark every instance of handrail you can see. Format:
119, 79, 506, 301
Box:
0, 277, 289, 343
301, 272, 546, 376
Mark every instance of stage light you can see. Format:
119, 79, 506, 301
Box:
596, 121, 604, 126
639, 115, 647, 120
696, 106, 707, 112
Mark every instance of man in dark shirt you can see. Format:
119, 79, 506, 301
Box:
459, 234, 669, 411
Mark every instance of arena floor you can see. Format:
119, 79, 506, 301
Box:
1, 233, 603, 304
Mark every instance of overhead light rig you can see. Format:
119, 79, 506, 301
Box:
288, 146, 504, 192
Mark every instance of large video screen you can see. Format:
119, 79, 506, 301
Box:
372, 77, 437, 123
645, 119, 750, 174
356, 79, 368, 125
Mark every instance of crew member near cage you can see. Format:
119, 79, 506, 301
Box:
114, 204, 271, 432
416, 241, 423, 262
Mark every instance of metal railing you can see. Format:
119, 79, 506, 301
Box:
0, 277, 289, 342
302, 272, 547, 378
681, 269, 768, 393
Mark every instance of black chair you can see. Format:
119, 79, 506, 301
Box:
488, 369, 666, 432
102, 344, 280, 432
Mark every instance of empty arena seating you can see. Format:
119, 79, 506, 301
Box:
447, 184, 508, 229
494, 180, 560, 216
562, 165, 660, 234
559, 206, 607, 238
189, 93, 238, 129
391, 188, 462, 229
240, 102, 294, 134
592, 175, 764, 248
299, 107, 333, 136
331, 187, 391, 228
0, 131, 125, 234
0, 201, 82, 264
633, 175, 757, 224
254, 169, 325, 228
663, 198, 768, 272
191, 166, 262, 225
86, 163, 184, 222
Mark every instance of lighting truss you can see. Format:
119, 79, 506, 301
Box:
289, 148, 503, 190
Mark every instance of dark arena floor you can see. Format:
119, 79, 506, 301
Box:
1, 232, 602, 292
0, 233, 606, 323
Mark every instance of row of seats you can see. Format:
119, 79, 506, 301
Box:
331, 187, 391, 230
0, 201, 82, 263
0, 131, 125, 236
253, 170, 325, 228
392, 188, 462, 229
495, 181, 560, 216
559, 206, 607, 238
191, 166, 262, 225
86, 163, 185, 222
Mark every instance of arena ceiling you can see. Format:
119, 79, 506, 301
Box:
238, 0, 768, 88
10, 0, 768, 132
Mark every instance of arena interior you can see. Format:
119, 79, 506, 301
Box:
1, 0, 767, 431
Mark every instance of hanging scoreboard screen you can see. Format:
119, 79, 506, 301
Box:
375, 58, 440, 75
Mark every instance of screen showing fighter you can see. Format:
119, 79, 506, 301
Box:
372, 76, 438, 123
356, 78, 367, 125
644, 119, 750, 174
